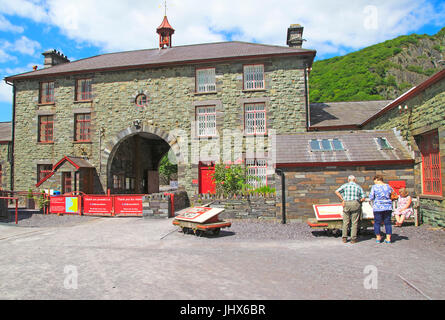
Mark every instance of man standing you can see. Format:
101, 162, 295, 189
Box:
335, 175, 365, 244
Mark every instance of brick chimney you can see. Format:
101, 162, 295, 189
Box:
42, 49, 70, 68
287, 24, 304, 48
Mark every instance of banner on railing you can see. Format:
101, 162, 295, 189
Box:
114, 196, 143, 216
83, 196, 113, 216
50, 196, 81, 215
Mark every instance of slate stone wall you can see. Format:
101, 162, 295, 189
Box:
13, 56, 308, 197
275, 165, 415, 221
364, 78, 445, 227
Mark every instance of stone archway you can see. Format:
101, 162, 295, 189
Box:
102, 125, 183, 194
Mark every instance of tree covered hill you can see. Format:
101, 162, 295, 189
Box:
309, 27, 445, 103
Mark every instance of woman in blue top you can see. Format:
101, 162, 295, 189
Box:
369, 175, 394, 244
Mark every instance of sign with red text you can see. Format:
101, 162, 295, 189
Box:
50, 196, 81, 215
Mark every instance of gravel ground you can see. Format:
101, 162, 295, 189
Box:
4, 210, 100, 228
3, 211, 445, 250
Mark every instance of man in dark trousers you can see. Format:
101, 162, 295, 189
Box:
335, 175, 365, 244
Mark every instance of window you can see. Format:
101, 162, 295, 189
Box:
419, 130, 442, 196
38, 115, 54, 142
37, 164, 52, 183
196, 106, 216, 137
113, 174, 124, 191
196, 68, 216, 93
62, 172, 72, 194
75, 113, 91, 142
0, 164, 2, 189
246, 159, 267, 188
244, 64, 264, 90
75, 79, 92, 101
135, 94, 148, 107
39, 81, 55, 104
310, 138, 344, 151
332, 139, 345, 151
245, 103, 266, 135
376, 137, 392, 149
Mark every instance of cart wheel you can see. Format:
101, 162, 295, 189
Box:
326, 229, 333, 236
195, 230, 204, 237
182, 227, 190, 234
333, 229, 341, 238
212, 228, 221, 236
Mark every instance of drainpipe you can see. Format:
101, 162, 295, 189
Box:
304, 64, 310, 130
275, 168, 286, 224
5, 80, 15, 192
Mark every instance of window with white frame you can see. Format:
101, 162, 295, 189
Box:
246, 159, 267, 188
196, 68, 216, 93
196, 106, 216, 137
245, 103, 266, 135
243, 64, 264, 90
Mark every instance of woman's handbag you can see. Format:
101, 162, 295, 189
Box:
390, 191, 399, 200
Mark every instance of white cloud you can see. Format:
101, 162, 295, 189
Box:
0, 80, 12, 102
0, 15, 24, 33
1, 0, 444, 58
11, 36, 41, 56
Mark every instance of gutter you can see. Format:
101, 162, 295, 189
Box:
5, 51, 317, 82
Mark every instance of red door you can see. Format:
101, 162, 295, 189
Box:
199, 162, 216, 194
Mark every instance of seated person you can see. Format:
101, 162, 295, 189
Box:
393, 188, 413, 227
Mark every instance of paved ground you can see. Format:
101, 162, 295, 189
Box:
0, 213, 444, 300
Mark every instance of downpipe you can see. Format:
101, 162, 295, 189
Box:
275, 168, 286, 224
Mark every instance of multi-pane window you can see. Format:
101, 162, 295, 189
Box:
245, 103, 266, 135
37, 164, 52, 183
246, 159, 267, 188
419, 130, 442, 196
75, 113, 91, 142
113, 174, 124, 191
39, 81, 55, 104
76, 79, 92, 101
196, 68, 216, 93
243, 64, 264, 90
38, 115, 54, 142
62, 172, 72, 194
310, 138, 345, 151
196, 106, 216, 137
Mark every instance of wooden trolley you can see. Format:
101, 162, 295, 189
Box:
172, 206, 231, 237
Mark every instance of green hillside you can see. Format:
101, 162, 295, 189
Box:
309, 27, 445, 103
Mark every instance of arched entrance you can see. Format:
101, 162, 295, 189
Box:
103, 126, 182, 194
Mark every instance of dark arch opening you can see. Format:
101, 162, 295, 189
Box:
107, 132, 177, 194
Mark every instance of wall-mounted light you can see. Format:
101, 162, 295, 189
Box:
398, 105, 409, 113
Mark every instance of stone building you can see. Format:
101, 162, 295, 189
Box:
3, 15, 444, 227
0, 122, 12, 190
4, 17, 315, 197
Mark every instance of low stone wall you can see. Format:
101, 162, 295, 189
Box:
143, 190, 189, 218
0, 191, 8, 221
191, 193, 277, 220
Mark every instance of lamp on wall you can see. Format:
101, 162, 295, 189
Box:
398, 105, 409, 113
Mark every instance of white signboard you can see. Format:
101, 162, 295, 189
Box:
175, 207, 225, 224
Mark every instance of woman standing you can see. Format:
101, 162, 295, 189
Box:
369, 175, 394, 244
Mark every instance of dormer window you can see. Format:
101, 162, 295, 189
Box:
376, 137, 392, 150
310, 138, 345, 151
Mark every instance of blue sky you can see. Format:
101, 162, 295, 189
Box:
0, 0, 444, 122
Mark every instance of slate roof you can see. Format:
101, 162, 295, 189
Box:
5, 41, 316, 81
0, 122, 12, 142
309, 100, 392, 129
275, 130, 414, 165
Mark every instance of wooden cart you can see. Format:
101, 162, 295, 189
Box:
173, 218, 231, 236
172, 206, 231, 237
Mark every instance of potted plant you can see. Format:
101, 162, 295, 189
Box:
37, 191, 49, 213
